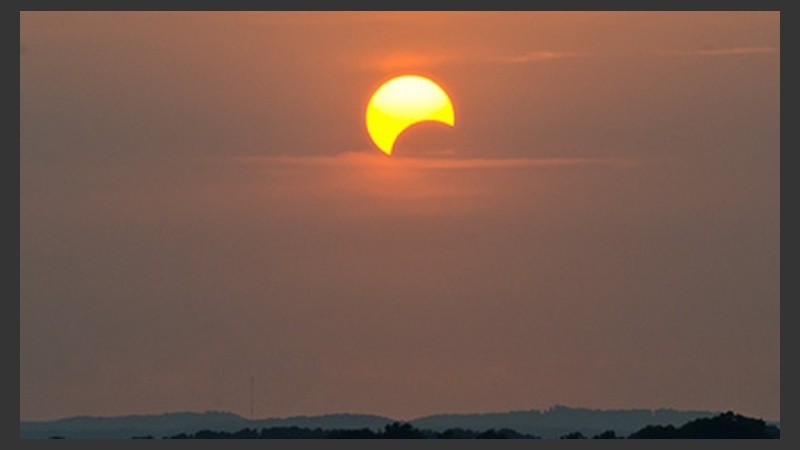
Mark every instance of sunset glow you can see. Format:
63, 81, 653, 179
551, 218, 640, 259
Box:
20, 12, 779, 430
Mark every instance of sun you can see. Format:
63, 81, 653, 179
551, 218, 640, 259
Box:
366, 75, 455, 156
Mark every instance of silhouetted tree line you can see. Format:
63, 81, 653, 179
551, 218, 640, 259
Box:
166, 422, 541, 439
628, 411, 779, 439
155, 412, 778, 439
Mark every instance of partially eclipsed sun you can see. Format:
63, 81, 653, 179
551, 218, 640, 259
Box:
366, 75, 455, 156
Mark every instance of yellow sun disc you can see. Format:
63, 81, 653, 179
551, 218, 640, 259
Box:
366, 75, 455, 156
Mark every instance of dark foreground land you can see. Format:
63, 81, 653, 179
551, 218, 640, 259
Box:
27, 407, 779, 439
158, 412, 778, 439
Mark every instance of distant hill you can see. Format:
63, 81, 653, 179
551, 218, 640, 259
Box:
410, 405, 720, 438
20, 412, 392, 439
20, 406, 779, 439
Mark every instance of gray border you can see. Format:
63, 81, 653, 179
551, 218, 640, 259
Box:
15, 2, 787, 450
14, 0, 785, 11
14, 5, 21, 449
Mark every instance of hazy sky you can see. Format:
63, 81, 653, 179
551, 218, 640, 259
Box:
20, 12, 779, 422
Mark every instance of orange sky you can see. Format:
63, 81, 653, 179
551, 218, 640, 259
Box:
21, 12, 779, 421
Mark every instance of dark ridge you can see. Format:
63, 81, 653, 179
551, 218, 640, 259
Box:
161, 412, 779, 439
22, 407, 780, 439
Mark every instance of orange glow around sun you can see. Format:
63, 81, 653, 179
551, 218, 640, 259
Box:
366, 75, 455, 156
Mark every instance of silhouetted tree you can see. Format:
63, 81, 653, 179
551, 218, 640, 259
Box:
382, 422, 426, 439
439, 428, 477, 439
232, 428, 259, 438
628, 425, 678, 439
259, 426, 325, 438
592, 430, 619, 439
476, 429, 508, 439
678, 411, 775, 439
629, 412, 778, 439
327, 428, 378, 439
560, 431, 586, 439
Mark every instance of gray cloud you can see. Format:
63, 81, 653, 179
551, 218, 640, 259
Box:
490, 50, 588, 64
661, 46, 778, 57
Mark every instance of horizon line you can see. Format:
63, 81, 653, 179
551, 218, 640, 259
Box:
22, 403, 779, 424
